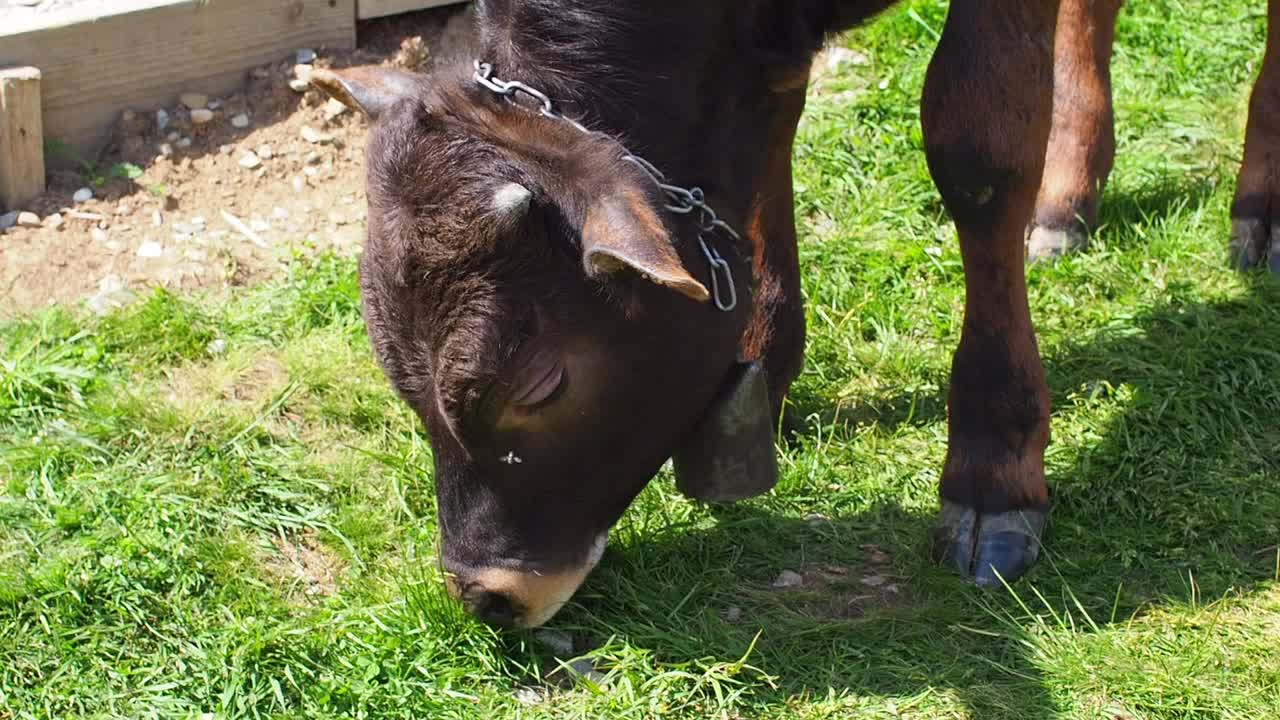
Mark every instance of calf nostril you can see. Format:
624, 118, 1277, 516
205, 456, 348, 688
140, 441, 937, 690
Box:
473, 591, 517, 627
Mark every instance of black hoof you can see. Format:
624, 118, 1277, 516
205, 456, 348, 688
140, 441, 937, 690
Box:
1229, 218, 1267, 271
933, 501, 1047, 587
1229, 217, 1280, 275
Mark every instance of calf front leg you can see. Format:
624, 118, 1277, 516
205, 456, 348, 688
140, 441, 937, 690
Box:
1028, 0, 1123, 261
1231, 0, 1280, 274
921, 0, 1059, 585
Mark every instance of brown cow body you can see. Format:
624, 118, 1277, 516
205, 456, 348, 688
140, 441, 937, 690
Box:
314, 0, 1277, 627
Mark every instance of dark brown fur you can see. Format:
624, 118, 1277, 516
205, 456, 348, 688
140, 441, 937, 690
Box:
332, 2, 900, 625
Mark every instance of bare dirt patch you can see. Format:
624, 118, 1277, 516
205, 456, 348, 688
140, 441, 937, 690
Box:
0, 6, 476, 317
761, 543, 913, 620
161, 351, 291, 411
261, 530, 345, 604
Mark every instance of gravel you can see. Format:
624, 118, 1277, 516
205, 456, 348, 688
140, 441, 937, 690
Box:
771, 569, 804, 588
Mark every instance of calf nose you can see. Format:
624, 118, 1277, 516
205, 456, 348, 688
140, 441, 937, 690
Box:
468, 590, 518, 627
441, 534, 609, 628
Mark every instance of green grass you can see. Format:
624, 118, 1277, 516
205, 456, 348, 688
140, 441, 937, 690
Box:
3, 1, 1279, 718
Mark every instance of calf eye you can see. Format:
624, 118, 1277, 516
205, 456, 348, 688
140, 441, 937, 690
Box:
508, 349, 567, 410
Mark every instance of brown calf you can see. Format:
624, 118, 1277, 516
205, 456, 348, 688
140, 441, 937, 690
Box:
314, 0, 1254, 627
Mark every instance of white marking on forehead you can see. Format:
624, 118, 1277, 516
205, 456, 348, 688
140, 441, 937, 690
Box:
492, 182, 533, 216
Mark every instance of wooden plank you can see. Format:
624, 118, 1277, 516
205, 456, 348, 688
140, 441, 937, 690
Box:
0, 67, 46, 211
357, 0, 464, 20
0, 0, 356, 157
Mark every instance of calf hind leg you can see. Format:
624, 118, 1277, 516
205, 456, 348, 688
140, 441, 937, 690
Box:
1027, 0, 1123, 261
922, 0, 1059, 585
1231, 0, 1280, 274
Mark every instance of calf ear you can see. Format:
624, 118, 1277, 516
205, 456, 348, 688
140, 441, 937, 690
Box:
581, 193, 710, 303
309, 66, 422, 119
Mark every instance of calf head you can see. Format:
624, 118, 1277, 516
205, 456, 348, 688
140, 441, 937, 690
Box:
314, 66, 758, 627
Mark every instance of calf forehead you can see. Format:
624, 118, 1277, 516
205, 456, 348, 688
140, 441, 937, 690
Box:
366, 101, 504, 239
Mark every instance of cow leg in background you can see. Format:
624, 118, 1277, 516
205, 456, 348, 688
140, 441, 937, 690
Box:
1231, 0, 1280, 274
1027, 0, 1123, 261
921, 0, 1059, 586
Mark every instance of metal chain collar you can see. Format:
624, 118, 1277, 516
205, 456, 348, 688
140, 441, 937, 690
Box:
473, 60, 740, 312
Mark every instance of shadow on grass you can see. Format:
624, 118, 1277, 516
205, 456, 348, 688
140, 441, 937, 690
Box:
562, 271, 1279, 718
1093, 171, 1222, 250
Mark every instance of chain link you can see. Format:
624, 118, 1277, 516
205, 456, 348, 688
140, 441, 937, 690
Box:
473, 60, 740, 312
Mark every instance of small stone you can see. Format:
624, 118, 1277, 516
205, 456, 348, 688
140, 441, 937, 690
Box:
291, 176, 306, 193
176, 137, 193, 149
771, 570, 804, 589
323, 98, 348, 120
88, 275, 133, 315
289, 78, 310, 93
191, 216, 206, 227
137, 241, 163, 258
804, 513, 830, 528
0, 211, 18, 231
300, 126, 332, 145
295, 48, 317, 65
207, 338, 227, 356
231, 113, 250, 129
190, 109, 214, 125
90, 228, 108, 243
568, 659, 603, 684
271, 206, 290, 221
152, 210, 163, 227
725, 606, 743, 623
304, 166, 319, 178
305, 151, 321, 165
327, 211, 346, 226
157, 143, 174, 158
257, 144, 274, 160
180, 92, 209, 110
73, 187, 94, 203
861, 575, 887, 588
534, 629, 574, 656
239, 151, 262, 169
116, 201, 133, 216
99, 274, 125, 295
293, 63, 312, 81
156, 108, 170, 131
167, 131, 180, 142
219, 144, 234, 156
207, 98, 223, 110
16, 211, 40, 228
514, 687, 544, 706
45, 214, 65, 230
825, 47, 870, 72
